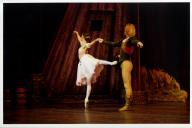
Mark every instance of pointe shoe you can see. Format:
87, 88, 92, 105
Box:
111, 61, 118, 65
84, 99, 89, 109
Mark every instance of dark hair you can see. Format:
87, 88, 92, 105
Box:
81, 33, 90, 39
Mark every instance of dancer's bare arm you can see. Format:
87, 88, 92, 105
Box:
73, 31, 84, 46
87, 38, 103, 48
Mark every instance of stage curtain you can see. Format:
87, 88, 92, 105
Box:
43, 3, 140, 98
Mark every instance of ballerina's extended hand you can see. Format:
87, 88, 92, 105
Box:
97, 38, 104, 43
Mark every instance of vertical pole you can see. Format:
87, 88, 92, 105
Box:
137, 4, 141, 91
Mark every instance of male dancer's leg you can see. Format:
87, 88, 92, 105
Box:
119, 60, 133, 111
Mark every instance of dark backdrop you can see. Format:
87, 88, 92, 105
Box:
139, 3, 190, 91
4, 3, 68, 88
4, 3, 190, 95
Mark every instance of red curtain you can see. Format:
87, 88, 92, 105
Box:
43, 3, 141, 98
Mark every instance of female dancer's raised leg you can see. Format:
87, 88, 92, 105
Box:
98, 60, 117, 65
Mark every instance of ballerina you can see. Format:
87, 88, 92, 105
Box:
74, 31, 117, 108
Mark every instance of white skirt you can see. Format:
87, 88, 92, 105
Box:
76, 54, 104, 86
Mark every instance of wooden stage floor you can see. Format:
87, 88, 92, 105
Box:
4, 98, 189, 124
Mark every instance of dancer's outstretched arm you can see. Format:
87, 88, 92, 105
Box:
73, 31, 85, 46
122, 42, 143, 55
87, 38, 103, 48
102, 39, 122, 47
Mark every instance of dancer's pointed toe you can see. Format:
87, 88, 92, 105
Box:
84, 99, 89, 109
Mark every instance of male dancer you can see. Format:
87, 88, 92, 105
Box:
101, 23, 143, 111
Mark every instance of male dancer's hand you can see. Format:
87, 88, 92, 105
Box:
137, 42, 143, 48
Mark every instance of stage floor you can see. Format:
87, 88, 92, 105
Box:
4, 98, 189, 124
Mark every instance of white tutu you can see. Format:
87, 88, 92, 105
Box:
76, 54, 104, 86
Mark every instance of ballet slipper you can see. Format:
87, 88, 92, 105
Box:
84, 99, 89, 109
111, 61, 118, 65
